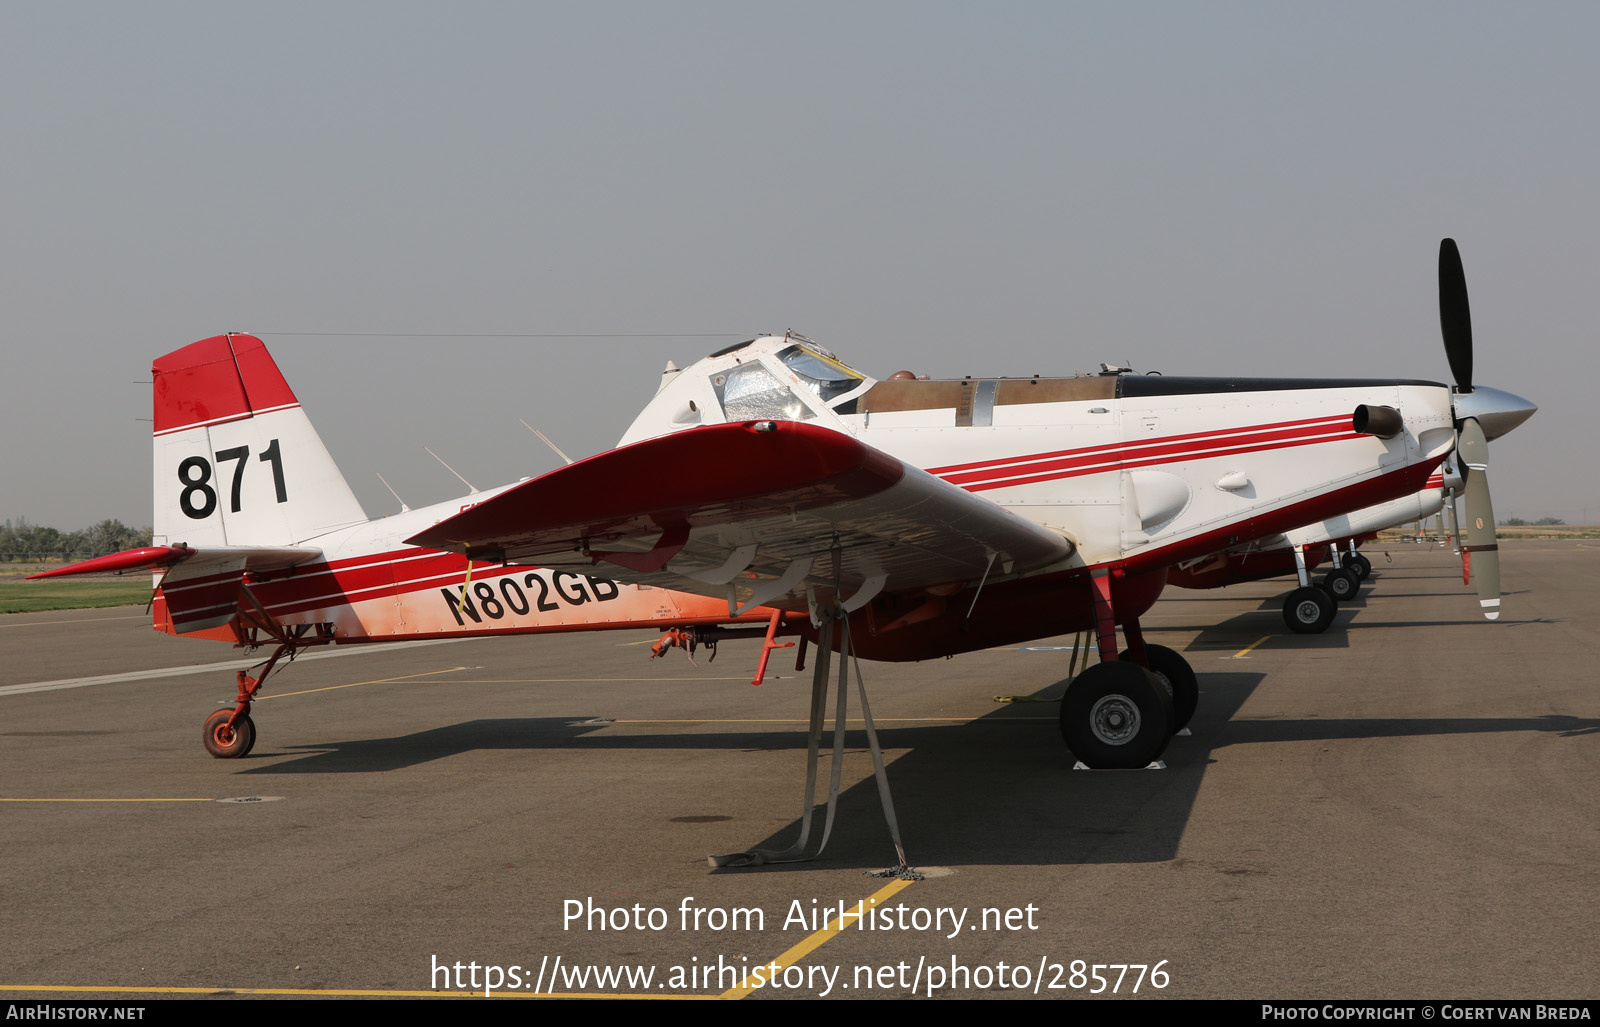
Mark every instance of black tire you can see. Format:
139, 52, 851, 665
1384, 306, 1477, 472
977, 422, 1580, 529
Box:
1138, 644, 1198, 732
1061, 661, 1174, 768
1322, 567, 1360, 602
203, 710, 254, 759
1350, 553, 1373, 580
1282, 585, 1337, 634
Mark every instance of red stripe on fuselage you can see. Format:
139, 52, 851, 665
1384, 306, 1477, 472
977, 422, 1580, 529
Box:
927, 414, 1351, 479
962, 430, 1365, 492
934, 419, 1362, 492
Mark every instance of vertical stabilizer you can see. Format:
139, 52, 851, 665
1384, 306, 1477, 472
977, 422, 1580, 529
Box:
152, 334, 367, 547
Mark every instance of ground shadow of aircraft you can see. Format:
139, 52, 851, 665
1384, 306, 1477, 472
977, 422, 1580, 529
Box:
226, 660, 1594, 870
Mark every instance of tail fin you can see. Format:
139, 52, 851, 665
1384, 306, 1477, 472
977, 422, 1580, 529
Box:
152, 334, 367, 547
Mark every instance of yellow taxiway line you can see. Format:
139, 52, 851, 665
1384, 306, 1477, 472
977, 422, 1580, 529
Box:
0, 984, 706, 999
2, 878, 919, 1001
719, 876, 918, 1000
1228, 636, 1271, 659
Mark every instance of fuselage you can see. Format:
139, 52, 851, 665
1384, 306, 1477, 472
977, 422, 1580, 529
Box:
622, 337, 1457, 576
142, 332, 1461, 662
597, 336, 1460, 659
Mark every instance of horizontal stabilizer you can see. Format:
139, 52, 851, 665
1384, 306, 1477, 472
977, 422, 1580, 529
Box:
30, 544, 324, 634
26, 544, 321, 581
153, 545, 324, 632
26, 546, 194, 579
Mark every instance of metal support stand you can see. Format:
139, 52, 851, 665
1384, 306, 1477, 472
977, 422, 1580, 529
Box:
709, 608, 912, 873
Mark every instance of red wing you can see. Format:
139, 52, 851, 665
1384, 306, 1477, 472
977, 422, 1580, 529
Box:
405, 420, 1075, 612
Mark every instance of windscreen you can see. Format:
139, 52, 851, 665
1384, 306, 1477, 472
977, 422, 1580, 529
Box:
713, 362, 817, 421
777, 344, 866, 405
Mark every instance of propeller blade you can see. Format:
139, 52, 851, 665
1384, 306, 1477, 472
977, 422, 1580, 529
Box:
1444, 495, 1468, 581
1457, 417, 1499, 619
1439, 238, 1474, 393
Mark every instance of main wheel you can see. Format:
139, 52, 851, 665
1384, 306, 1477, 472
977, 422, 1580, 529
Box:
1061, 661, 1174, 769
1349, 553, 1373, 580
1282, 585, 1337, 634
203, 710, 255, 759
1322, 567, 1361, 602
1135, 644, 1198, 732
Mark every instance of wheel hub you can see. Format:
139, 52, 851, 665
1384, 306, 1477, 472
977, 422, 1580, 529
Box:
1296, 599, 1321, 623
1088, 694, 1141, 746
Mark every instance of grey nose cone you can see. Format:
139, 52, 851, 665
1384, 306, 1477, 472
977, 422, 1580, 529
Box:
1454, 386, 1537, 441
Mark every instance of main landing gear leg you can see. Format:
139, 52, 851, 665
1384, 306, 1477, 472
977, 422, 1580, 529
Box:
1283, 545, 1339, 634
1348, 541, 1373, 580
1321, 543, 1362, 602
1058, 572, 1185, 769
202, 644, 292, 759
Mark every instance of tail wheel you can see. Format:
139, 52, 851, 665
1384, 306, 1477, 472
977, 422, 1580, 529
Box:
1283, 585, 1337, 634
1061, 661, 1174, 768
203, 710, 255, 759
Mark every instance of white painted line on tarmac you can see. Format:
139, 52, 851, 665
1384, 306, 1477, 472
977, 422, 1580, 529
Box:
0, 638, 470, 697
0, 613, 148, 628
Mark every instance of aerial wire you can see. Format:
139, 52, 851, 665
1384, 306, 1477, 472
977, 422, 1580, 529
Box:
254, 331, 751, 339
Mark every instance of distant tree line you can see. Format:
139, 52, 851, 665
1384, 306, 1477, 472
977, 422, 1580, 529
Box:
1501, 517, 1565, 526
0, 520, 153, 563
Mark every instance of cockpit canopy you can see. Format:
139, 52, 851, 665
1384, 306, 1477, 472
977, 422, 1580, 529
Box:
775, 343, 865, 404
712, 343, 867, 421
619, 335, 873, 446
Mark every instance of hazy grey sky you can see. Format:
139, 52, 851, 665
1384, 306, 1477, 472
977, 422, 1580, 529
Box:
4, 2, 1594, 528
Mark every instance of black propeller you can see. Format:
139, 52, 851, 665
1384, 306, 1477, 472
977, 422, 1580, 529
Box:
1437, 238, 1498, 619
1438, 238, 1474, 394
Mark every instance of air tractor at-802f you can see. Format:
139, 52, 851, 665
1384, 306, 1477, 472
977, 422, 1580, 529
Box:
36, 240, 1533, 782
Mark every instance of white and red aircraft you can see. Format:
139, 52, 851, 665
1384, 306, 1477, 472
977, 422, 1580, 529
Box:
35, 240, 1534, 776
